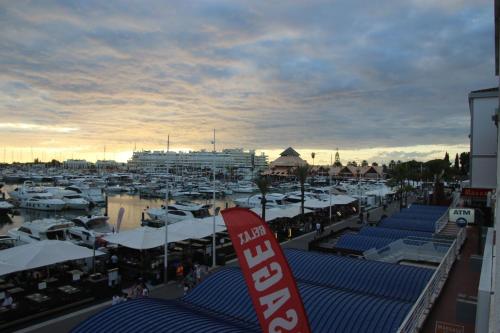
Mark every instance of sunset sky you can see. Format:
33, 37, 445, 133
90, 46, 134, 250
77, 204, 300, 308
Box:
0, 0, 495, 164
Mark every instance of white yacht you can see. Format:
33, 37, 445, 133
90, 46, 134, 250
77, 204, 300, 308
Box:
232, 185, 256, 193
234, 193, 287, 208
283, 191, 319, 204
45, 187, 90, 210
8, 180, 47, 201
229, 181, 257, 193
61, 194, 90, 210
20, 195, 66, 211
0, 235, 17, 249
309, 187, 333, 200
69, 215, 113, 246
65, 185, 105, 206
105, 185, 132, 194
146, 202, 211, 223
8, 219, 74, 244
0, 200, 14, 214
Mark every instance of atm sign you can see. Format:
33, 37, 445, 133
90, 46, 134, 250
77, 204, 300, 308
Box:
449, 208, 475, 226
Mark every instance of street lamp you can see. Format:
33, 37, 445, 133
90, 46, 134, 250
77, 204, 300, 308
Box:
164, 135, 170, 284
211, 129, 216, 269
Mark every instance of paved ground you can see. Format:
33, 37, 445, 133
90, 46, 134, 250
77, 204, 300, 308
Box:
421, 227, 481, 333
13, 200, 405, 333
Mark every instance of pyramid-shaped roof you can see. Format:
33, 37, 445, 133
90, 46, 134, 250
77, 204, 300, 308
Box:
280, 147, 300, 157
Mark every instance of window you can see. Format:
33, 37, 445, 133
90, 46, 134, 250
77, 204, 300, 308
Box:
19, 227, 32, 234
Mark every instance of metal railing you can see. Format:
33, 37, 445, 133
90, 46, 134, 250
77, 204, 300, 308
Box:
364, 236, 453, 263
435, 191, 460, 233
397, 226, 466, 333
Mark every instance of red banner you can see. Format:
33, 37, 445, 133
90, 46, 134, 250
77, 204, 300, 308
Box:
221, 208, 311, 333
461, 188, 492, 198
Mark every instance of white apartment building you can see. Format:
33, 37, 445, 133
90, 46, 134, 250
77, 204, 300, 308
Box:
95, 159, 123, 170
127, 148, 268, 173
63, 159, 92, 169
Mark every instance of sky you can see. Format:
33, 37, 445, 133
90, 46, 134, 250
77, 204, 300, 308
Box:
0, 0, 495, 164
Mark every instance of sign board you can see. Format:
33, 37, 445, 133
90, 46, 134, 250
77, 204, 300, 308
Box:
435, 321, 464, 333
449, 208, 475, 227
461, 188, 492, 198
221, 208, 311, 333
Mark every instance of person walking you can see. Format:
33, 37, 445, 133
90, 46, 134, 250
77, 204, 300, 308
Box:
176, 263, 184, 285
315, 222, 321, 236
195, 264, 201, 284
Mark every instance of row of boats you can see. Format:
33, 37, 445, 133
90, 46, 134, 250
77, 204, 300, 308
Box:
2, 215, 112, 249
3, 181, 105, 212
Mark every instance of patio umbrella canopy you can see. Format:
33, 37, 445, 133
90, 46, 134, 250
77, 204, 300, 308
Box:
167, 216, 226, 240
331, 195, 357, 205
0, 240, 105, 276
104, 218, 227, 250
251, 206, 314, 222
104, 226, 166, 250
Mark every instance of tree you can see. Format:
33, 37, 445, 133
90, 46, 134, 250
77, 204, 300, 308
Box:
361, 160, 368, 167
389, 163, 409, 209
389, 160, 396, 170
255, 176, 271, 221
371, 162, 379, 166
424, 159, 449, 181
294, 165, 310, 217
444, 152, 450, 166
454, 153, 459, 171
347, 161, 358, 167
459, 152, 470, 176
47, 159, 61, 167
311, 152, 316, 167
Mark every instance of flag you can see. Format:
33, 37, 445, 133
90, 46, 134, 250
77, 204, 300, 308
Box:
221, 208, 310, 333
116, 207, 125, 233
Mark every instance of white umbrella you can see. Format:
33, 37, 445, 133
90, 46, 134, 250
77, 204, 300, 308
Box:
292, 199, 331, 209
168, 216, 226, 240
0, 240, 105, 276
331, 195, 357, 205
251, 206, 314, 222
104, 226, 166, 250
104, 221, 226, 250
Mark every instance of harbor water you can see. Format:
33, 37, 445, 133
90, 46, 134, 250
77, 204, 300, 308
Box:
0, 184, 241, 235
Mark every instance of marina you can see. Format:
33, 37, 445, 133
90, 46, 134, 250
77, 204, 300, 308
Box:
0, 0, 497, 332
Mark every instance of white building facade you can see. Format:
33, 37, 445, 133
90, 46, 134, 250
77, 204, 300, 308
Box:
468, 88, 498, 190
127, 148, 268, 174
63, 159, 91, 169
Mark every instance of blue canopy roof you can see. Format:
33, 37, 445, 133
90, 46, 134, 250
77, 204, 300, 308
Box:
73, 266, 416, 333
359, 226, 433, 240
336, 234, 395, 252
183, 268, 412, 333
378, 217, 437, 233
284, 249, 433, 302
72, 298, 259, 333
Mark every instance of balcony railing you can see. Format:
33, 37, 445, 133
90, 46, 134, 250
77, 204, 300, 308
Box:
397, 226, 466, 333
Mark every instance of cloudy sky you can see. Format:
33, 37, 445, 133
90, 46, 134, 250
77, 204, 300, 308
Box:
0, 0, 495, 164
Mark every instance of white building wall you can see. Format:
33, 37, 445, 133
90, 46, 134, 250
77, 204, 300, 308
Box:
470, 91, 498, 189
128, 149, 268, 173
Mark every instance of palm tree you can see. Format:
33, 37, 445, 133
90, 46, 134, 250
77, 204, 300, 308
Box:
255, 176, 271, 221
295, 165, 310, 217
390, 163, 408, 210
